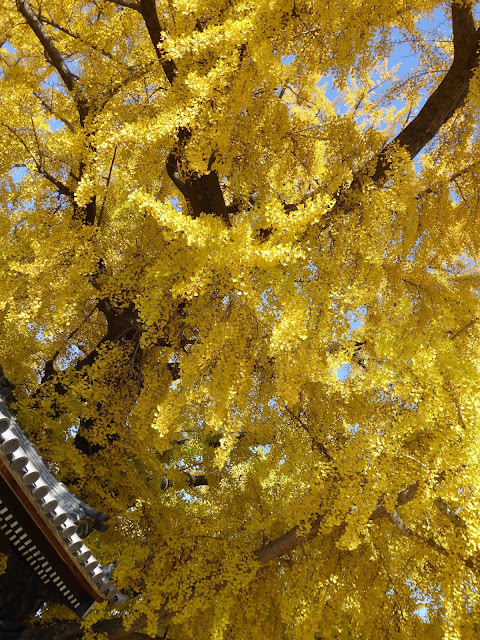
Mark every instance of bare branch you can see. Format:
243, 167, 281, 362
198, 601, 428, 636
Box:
1, 122, 74, 198
34, 93, 76, 132
387, 508, 463, 566
37, 166, 75, 198
284, 405, 332, 462
369, 482, 420, 520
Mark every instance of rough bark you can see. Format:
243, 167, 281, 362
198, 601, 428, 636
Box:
370, 3, 480, 182
253, 482, 419, 563
285, 2, 480, 220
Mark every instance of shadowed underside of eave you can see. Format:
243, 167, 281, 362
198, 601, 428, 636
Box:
0, 401, 126, 620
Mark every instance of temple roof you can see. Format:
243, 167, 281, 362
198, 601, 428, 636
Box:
0, 401, 126, 617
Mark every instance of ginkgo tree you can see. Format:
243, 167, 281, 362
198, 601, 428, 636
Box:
1, 0, 480, 638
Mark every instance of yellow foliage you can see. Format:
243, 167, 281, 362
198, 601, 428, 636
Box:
1, 0, 480, 638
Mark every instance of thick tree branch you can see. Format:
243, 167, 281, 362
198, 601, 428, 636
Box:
134, 1, 229, 223
253, 482, 419, 563
281, 2, 480, 221
448, 317, 477, 341
452, 1, 476, 60
386, 507, 478, 572
166, 154, 231, 224
253, 481, 473, 568
15, 0, 97, 225
372, 2, 480, 181
105, 0, 141, 10
139, 0, 176, 84
15, 0, 76, 92
37, 166, 75, 198
253, 512, 324, 563
388, 509, 415, 537
369, 482, 419, 520
434, 496, 466, 528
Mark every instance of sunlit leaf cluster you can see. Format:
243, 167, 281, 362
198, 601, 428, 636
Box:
2, 0, 480, 638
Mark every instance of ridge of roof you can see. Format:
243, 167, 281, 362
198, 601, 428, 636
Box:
0, 401, 127, 616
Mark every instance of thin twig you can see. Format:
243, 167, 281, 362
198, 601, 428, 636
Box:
284, 405, 332, 462
97, 146, 117, 227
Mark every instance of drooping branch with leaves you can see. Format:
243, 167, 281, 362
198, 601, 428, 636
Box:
2, 0, 480, 638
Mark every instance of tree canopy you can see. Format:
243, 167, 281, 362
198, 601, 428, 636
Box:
2, 0, 480, 638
